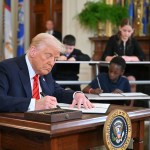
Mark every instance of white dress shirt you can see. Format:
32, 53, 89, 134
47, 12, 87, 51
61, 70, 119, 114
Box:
25, 55, 42, 111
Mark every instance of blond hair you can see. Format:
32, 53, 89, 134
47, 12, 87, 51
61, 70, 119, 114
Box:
29, 33, 65, 53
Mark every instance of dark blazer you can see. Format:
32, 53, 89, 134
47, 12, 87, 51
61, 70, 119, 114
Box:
52, 49, 90, 80
0, 55, 74, 112
52, 49, 90, 91
101, 34, 145, 61
52, 30, 62, 42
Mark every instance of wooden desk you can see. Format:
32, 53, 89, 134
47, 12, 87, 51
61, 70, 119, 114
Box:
0, 106, 149, 150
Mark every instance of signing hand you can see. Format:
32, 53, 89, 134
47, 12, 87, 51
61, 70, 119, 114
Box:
112, 89, 123, 93
92, 88, 103, 94
70, 92, 95, 109
35, 96, 58, 110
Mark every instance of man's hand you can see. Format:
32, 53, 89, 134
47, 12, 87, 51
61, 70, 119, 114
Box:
92, 88, 103, 94
35, 96, 58, 110
70, 92, 95, 109
57, 55, 67, 61
112, 89, 123, 93
68, 57, 76, 61
122, 56, 139, 62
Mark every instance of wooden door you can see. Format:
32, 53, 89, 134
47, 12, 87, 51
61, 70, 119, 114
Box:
30, 0, 62, 41
51, 0, 62, 33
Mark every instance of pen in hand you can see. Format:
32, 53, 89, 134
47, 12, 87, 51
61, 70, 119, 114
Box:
40, 92, 46, 97
40, 92, 61, 109
114, 52, 118, 56
96, 77, 103, 94
96, 76, 101, 89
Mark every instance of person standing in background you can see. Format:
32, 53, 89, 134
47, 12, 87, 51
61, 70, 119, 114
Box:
45, 20, 62, 41
52, 34, 90, 91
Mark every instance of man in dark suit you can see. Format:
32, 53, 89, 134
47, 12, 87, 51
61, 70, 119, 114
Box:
46, 20, 62, 41
0, 33, 94, 112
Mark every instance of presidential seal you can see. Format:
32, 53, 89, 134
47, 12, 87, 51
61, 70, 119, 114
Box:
103, 109, 132, 150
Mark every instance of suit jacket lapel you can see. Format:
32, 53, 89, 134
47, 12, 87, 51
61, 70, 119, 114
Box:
16, 55, 32, 97
39, 76, 52, 95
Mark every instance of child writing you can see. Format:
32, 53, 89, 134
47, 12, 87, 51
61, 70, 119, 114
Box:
52, 34, 90, 91
83, 56, 130, 105
100, 18, 145, 95
101, 18, 145, 62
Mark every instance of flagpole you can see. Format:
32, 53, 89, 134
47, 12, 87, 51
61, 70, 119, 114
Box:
17, 0, 24, 57
4, 0, 13, 59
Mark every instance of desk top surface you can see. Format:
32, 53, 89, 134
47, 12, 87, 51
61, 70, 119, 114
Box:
0, 105, 149, 136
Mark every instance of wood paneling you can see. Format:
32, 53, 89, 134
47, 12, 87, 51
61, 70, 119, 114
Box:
30, 0, 62, 41
51, 0, 62, 32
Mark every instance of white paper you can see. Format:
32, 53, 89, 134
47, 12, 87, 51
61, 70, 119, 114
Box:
99, 93, 123, 97
86, 92, 148, 98
121, 92, 148, 97
58, 103, 110, 114
85, 94, 101, 99
85, 92, 150, 100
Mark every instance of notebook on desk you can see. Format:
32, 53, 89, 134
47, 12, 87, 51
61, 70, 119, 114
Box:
99, 92, 148, 97
120, 92, 148, 97
99, 93, 122, 97
85, 92, 150, 100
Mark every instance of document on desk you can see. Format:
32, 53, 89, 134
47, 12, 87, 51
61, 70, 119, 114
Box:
85, 92, 149, 100
99, 93, 123, 96
85, 92, 148, 98
58, 103, 110, 114
99, 92, 148, 97
120, 92, 148, 97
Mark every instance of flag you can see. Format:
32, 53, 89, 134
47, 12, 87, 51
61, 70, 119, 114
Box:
128, 0, 134, 22
142, 0, 149, 35
4, 0, 13, 59
17, 0, 24, 56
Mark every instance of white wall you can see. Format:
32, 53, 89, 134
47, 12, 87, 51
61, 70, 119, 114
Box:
63, 0, 95, 88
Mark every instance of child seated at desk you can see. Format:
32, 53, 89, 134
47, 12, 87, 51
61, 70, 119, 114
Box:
100, 18, 145, 94
52, 34, 90, 91
83, 56, 131, 105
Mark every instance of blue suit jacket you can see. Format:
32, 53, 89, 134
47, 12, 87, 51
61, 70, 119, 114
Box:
0, 55, 74, 112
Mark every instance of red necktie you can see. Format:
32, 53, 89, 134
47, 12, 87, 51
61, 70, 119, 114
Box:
32, 74, 40, 100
